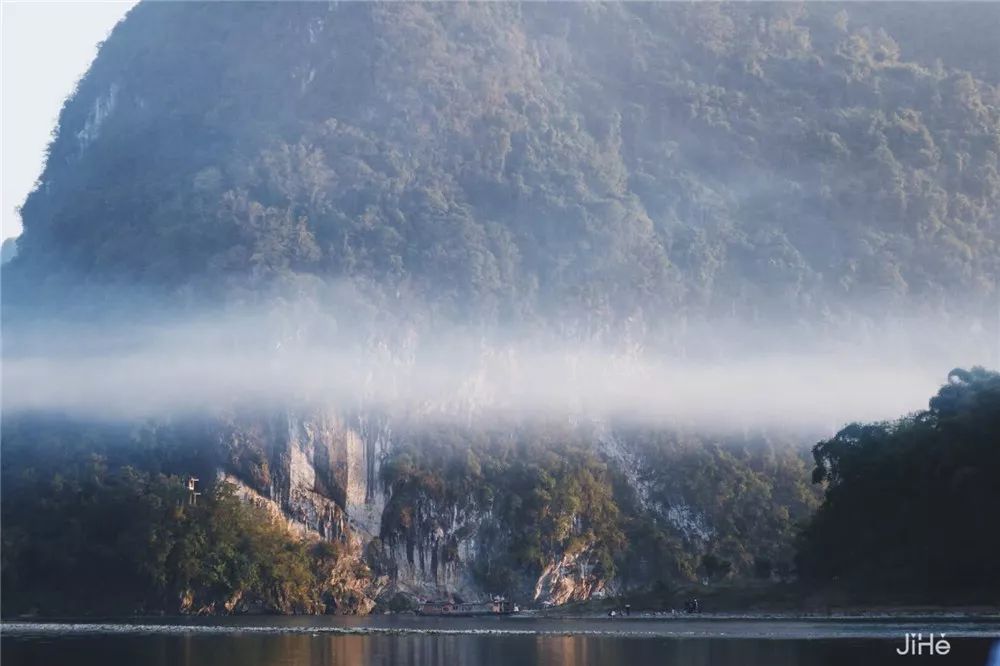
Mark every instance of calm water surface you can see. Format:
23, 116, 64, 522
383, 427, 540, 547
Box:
3, 615, 999, 666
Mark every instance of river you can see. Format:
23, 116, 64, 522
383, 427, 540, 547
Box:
3, 615, 999, 665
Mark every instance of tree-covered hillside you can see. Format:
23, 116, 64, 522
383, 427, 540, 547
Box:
5, 2, 999, 340
798, 367, 1000, 600
6, 370, 997, 615
0, 415, 819, 615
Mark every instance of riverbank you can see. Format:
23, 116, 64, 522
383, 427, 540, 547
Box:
543, 581, 999, 619
4, 613, 1000, 635
5, 580, 996, 622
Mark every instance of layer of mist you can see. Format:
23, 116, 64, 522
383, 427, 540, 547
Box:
4, 300, 995, 435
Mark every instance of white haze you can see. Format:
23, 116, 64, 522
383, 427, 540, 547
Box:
3, 303, 995, 436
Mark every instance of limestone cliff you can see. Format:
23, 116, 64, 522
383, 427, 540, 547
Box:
211, 409, 628, 608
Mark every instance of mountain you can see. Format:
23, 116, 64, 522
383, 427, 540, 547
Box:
0, 238, 16, 265
6, 2, 999, 331
2, 2, 999, 615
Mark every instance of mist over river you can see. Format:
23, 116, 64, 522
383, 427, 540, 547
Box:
3, 616, 1000, 666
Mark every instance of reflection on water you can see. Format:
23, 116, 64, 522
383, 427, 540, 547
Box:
3, 632, 998, 666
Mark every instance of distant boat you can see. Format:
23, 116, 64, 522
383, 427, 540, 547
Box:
417, 599, 518, 616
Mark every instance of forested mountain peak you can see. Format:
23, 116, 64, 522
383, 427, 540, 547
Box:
5, 2, 999, 341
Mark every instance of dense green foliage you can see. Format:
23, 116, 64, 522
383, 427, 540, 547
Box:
376, 425, 818, 595
5, 3, 999, 339
620, 431, 819, 587
379, 430, 624, 591
2, 418, 818, 612
797, 367, 1000, 599
4, 369, 997, 612
0, 428, 346, 616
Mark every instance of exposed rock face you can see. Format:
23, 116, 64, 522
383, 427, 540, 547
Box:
215, 411, 394, 612
382, 497, 487, 602
145, 376, 817, 612
533, 549, 615, 606
600, 429, 714, 542
216, 410, 385, 540
212, 409, 623, 607
346, 414, 392, 540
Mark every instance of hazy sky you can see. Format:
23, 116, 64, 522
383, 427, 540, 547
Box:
2, 0, 136, 241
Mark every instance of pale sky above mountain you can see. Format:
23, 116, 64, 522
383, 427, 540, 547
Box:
2, 0, 136, 241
